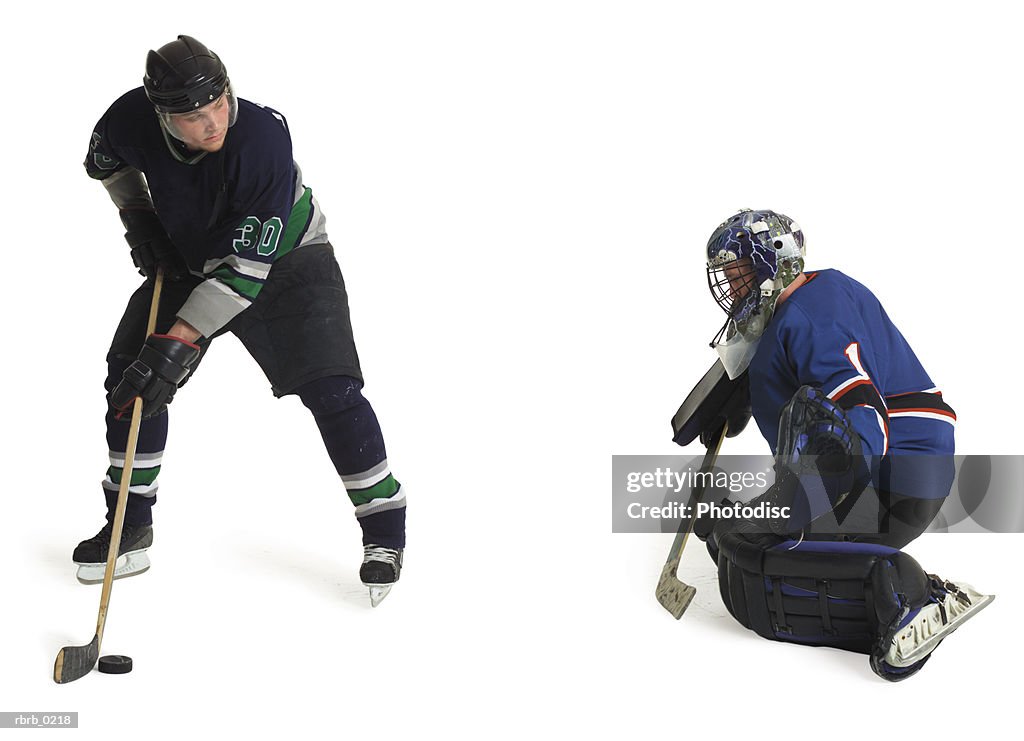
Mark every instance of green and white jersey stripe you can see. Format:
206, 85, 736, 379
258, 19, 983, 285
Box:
283, 165, 328, 255
176, 162, 328, 337
202, 254, 274, 301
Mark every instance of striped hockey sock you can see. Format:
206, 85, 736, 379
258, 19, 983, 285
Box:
102, 405, 168, 526
297, 375, 406, 548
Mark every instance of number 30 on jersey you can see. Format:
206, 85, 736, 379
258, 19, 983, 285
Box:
233, 216, 283, 256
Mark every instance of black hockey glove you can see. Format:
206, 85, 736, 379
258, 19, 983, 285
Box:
699, 371, 752, 448
120, 209, 190, 281
110, 335, 201, 420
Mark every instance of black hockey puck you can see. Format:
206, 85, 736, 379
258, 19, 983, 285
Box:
98, 655, 133, 674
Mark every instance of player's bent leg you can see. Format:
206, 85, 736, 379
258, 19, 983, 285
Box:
714, 519, 993, 681
79, 277, 205, 584
297, 375, 405, 605
74, 357, 169, 583
101, 355, 169, 527
846, 490, 947, 550
705, 483, 948, 558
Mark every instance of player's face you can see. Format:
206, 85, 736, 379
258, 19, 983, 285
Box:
724, 258, 755, 304
169, 94, 230, 152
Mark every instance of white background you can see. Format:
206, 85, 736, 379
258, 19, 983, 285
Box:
0, 1, 1019, 738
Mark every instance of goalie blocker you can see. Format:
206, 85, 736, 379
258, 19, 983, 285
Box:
712, 520, 993, 681
671, 359, 752, 447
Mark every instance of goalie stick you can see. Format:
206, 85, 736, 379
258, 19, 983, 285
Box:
54, 269, 164, 684
655, 421, 727, 619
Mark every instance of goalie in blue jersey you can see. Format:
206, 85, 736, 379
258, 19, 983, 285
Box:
690, 209, 991, 680
73, 36, 404, 606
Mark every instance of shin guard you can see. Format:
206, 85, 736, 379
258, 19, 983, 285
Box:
715, 520, 974, 681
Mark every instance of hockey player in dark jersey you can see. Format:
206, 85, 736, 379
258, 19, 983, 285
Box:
73, 35, 404, 607
689, 209, 991, 680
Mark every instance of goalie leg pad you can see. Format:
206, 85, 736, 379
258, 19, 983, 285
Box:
715, 520, 947, 680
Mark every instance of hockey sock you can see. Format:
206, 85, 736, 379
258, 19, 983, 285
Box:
103, 357, 168, 527
297, 375, 406, 549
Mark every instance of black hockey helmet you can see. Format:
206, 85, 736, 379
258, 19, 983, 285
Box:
144, 35, 230, 112
143, 36, 238, 144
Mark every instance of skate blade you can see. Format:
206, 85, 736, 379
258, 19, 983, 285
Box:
75, 552, 151, 585
887, 590, 995, 668
367, 584, 393, 608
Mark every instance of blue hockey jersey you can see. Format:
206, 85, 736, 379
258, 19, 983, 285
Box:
85, 88, 327, 337
748, 270, 956, 498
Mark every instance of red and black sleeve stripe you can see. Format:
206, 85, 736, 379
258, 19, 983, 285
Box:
885, 392, 957, 421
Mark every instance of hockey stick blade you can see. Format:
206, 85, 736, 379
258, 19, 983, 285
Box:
655, 422, 728, 619
54, 635, 99, 684
656, 556, 696, 618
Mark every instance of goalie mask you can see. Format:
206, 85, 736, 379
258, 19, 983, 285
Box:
706, 209, 805, 378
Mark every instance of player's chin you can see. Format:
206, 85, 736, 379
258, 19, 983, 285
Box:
199, 133, 226, 151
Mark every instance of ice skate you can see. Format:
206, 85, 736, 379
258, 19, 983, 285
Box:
882, 577, 994, 669
360, 545, 402, 607
72, 522, 153, 584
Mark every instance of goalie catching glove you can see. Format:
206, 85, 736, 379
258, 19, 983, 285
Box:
110, 334, 200, 419
768, 385, 871, 534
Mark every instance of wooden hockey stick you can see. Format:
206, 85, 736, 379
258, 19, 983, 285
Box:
655, 421, 728, 619
54, 269, 164, 684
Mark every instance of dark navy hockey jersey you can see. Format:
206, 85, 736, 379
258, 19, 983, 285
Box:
748, 270, 956, 498
85, 87, 327, 337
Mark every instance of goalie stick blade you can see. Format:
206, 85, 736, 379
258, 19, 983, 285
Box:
53, 635, 99, 684
656, 558, 696, 619
655, 423, 728, 620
